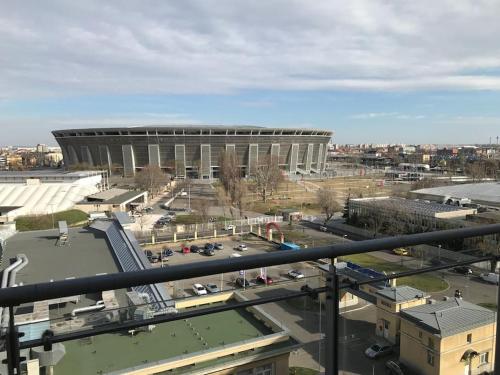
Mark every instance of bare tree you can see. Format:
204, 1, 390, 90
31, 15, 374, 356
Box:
192, 199, 210, 223
254, 155, 283, 202
219, 151, 246, 218
135, 165, 169, 197
215, 186, 230, 218
316, 188, 341, 223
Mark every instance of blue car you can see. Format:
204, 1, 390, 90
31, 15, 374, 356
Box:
161, 248, 174, 258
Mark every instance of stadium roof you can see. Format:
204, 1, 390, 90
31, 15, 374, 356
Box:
400, 298, 496, 337
411, 182, 500, 206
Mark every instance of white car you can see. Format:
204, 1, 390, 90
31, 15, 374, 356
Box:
234, 243, 248, 251
180, 191, 188, 196
287, 270, 305, 279
364, 343, 393, 359
192, 283, 207, 296
480, 272, 499, 285
224, 224, 235, 231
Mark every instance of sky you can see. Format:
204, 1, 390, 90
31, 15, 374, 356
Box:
1, 1, 500, 146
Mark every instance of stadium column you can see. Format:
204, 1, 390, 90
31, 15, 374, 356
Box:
148, 144, 161, 167
81, 146, 94, 166
289, 144, 299, 174
248, 144, 258, 176
68, 145, 79, 165
270, 144, 280, 162
175, 144, 186, 178
317, 143, 324, 172
323, 144, 328, 173
305, 143, 314, 174
122, 144, 136, 177
200, 144, 211, 179
98, 145, 112, 173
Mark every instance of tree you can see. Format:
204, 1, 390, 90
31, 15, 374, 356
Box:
316, 188, 341, 223
192, 199, 210, 223
254, 155, 283, 202
219, 151, 246, 218
135, 165, 169, 197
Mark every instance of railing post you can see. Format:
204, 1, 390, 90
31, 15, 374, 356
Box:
4, 306, 22, 375
495, 256, 500, 375
325, 262, 339, 375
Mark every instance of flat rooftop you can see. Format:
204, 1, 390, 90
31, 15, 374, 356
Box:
54, 305, 293, 375
377, 286, 428, 302
3, 227, 126, 316
2, 227, 119, 285
351, 197, 474, 217
411, 182, 500, 206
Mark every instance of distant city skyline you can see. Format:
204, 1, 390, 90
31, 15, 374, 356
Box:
1, 1, 500, 145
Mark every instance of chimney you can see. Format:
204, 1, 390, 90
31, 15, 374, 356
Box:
389, 277, 397, 288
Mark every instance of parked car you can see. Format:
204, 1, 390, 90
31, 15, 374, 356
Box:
453, 266, 472, 275
224, 224, 235, 231
364, 343, 392, 359
319, 226, 328, 232
214, 243, 224, 250
180, 191, 188, 196
205, 283, 220, 293
256, 275, 274, 285
236, 277, 250, 288
181, 244, 190, 254
480, 272, 499, 285
204, 248, 215, 256
287, 270, 304, 279
393, 248, 409, 256
192, 283, 207, 296
144, 250, 159, 263
161, 248, 174, 258
385, 360, 405, 375
190, 245, 200, 253
234, 243, 248, 251
204, 243, 215, 250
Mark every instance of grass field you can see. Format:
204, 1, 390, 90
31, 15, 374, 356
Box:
339, 253, 448, 292
174, 215, 229, 225
15, 209, 88, 231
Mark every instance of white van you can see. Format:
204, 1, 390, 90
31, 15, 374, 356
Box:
480, 272, 499, 285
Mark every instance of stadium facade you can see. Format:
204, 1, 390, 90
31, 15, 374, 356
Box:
52, 126, 333, 178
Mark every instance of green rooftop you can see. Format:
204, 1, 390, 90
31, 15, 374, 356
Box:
54, 307, 286, 374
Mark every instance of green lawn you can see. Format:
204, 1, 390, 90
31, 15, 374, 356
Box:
15, 209, 88, 231
478, 302, 497, 311
174, 215, 229, 225
340, 253, 448, 292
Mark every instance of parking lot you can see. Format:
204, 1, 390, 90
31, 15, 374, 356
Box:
142, 235, 321, 298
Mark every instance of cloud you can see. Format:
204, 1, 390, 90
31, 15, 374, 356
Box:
1, 0, 500, 99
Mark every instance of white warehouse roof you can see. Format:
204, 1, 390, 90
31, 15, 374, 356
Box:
411, 182, 500, 207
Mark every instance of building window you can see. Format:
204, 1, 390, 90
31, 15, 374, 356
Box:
427, 351, 434, 366
480, 352, 489, 365
380, 300, 391, 308
255, 364, 273, 375
428, 337, 434, 349
467, 333, 472, 343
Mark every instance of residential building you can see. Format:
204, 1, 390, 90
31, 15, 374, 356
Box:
400, 298, 496, 375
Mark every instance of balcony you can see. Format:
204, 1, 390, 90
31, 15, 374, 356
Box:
0, 224, 499, 375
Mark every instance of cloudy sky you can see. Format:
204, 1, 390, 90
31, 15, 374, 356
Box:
1, 0, 500, 145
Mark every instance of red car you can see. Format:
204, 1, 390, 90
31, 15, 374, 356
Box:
256, 275, 273, 285
181, 244, 190, 254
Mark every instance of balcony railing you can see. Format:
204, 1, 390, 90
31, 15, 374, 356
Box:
0, 223, 499, 375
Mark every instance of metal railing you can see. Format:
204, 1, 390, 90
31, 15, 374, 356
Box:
0, 223, 499, 375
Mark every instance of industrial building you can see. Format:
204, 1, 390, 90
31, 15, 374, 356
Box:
52, 126, 333, 178
410, 182, 500, 209
0, 216, 298, 374
0, 170, 106, 223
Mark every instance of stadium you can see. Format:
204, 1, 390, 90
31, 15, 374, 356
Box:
52, 126, 333, 178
